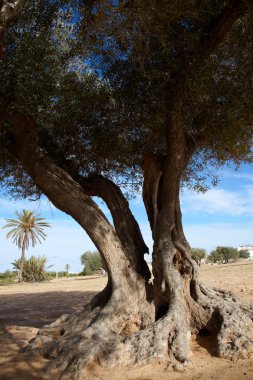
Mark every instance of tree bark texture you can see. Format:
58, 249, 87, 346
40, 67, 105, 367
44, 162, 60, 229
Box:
8, 114, 252, 380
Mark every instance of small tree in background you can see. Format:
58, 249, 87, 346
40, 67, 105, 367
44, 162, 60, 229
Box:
208, 250, 222, 264
80, 251, 103, 275
2, 210, 51, 281
65, 264, 70, 274
12, 255, 48, 282
191, 248, 206, 266
209, 246, 239, 264
239, 250, 250, 259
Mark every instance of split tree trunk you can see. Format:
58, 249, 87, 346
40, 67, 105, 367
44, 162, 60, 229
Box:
8, 115, 253, 379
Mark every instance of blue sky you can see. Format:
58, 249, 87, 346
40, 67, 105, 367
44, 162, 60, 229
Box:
0, 163, 252, 273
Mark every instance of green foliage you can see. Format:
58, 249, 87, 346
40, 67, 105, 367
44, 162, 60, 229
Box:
12, 255, 48, 282
0, 271, 16, 286
80, 250, 103, 275
0, 270, 16, 279
238, 249, 250, 259
208, 246, 239, 264
191, 248, 206, 265
0, 1, 252, 199
45, 271, 69, 279
2, 209, 50, 280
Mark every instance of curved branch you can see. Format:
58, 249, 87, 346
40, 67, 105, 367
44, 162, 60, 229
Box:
76, 174, 151, 280
201, 0, 248, 55
9, 114, 137, 289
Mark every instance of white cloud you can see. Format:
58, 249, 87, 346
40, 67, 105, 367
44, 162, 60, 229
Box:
181, 187, 253, 216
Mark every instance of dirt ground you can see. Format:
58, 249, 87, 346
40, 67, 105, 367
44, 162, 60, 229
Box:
0, 261, 252, 380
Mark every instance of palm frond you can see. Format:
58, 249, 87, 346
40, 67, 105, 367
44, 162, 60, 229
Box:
3, 209, 51, 251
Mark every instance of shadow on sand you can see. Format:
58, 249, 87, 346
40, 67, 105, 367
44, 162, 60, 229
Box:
0, 290, 97, 380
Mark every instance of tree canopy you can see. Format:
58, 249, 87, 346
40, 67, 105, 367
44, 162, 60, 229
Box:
191, 248, 206, 265
0, 0, 252, 198
209, 246, 239, 263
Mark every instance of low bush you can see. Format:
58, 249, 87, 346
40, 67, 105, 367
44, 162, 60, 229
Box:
12, 256, 48, 282
0, 271, 16, 286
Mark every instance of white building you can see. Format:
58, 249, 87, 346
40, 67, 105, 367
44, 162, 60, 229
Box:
238, 245, 253, 259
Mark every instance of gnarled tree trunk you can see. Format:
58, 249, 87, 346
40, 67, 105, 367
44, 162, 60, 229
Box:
8, 115, 253, 379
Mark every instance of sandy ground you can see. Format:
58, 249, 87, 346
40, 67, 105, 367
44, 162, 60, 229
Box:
0, 262, 252, 380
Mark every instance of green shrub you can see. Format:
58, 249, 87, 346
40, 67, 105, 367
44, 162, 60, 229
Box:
0, 271, 16, 279
208, 246, 239, 264
80, 251, 103, 275
191, 248, 206, 265
12, 255, 48, 282
45, 271, 56, 280
0, 271, 16, 286
239, 249, 250, 259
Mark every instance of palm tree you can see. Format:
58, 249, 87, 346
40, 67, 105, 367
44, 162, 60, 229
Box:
2, 210, 51, 282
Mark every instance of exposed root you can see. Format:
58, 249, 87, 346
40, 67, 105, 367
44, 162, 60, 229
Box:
24, 290, 193, 379
195, 284, 253, 360
47, 310, 191, 379
24, 282, 253, 380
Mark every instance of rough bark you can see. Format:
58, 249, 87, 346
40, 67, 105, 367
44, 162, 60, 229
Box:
10, 114, 155, 378
77, 174, 150, 280
5, 114, 251, 379
0, 0, 27, 57
142, 118, 253, 368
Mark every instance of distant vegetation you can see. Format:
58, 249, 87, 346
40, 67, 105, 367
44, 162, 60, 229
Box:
12, 255, 49, 282
191, 248, 206, 266
0, 271, 16, 286
238, 249, 250, 259
80, 250, 103, 275
208, 246, 250, 264
2, 210, 51, 282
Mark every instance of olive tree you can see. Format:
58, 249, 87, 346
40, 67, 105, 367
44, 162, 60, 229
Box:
80, 250, 103, 275
209, 246, 239, 263
191, 248, 206, 266
0, 1, 252, 378
239, 249, 250, 259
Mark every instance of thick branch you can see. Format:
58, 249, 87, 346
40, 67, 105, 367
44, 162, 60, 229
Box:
0, 0, 27, 57
77, 174, 151, 279
143, 133, 194, 237
201, 0, 248, 55
10, 114, 135, 289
